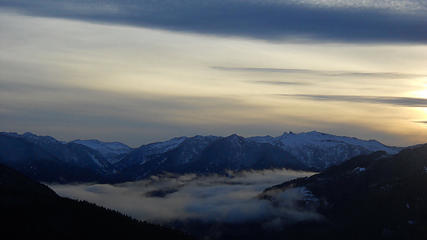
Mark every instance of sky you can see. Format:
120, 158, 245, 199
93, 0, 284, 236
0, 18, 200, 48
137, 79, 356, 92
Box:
0, 0, 426, 147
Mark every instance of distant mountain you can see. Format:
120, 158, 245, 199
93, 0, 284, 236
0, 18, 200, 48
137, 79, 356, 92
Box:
2, 132, 113, 171
115, 134, 304, 180
115, 136, 190, 170
0, 162, 192, 239
260, 144, 427, 239
72, 139, 132, 164
248, 131, 400, 169
0, 133, 110, 182
185, 134, 303, 172
117, 131, 399, 180
0, 131, 403, 183
0, 132, 123, 182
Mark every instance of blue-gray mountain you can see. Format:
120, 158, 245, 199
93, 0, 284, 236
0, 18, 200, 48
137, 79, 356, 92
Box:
248, 131, 400, 169
115, 134, 305, 180
0, 133, 114, 182
0, 131, 401, 183
71, 139, 132, 164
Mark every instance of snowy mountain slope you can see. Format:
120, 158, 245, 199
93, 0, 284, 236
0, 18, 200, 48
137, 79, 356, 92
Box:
115, 136, 189, 170
115, 135, 220, 178
0, 134, 108, 182
185, 134, 304, 172
0, 131, 404, 182
0, 132, 113, 173
72, 139, 132, 164
108, 131, 402, 179
248, 131, 400, 169
115, 134, 305, 180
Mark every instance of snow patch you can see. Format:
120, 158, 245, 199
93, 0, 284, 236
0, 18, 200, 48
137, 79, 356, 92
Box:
248, 131, 399, 169
353, 167, 366, 173
72, 139, 132, 163
140, 137, 187, 155
88, 153, 103, 168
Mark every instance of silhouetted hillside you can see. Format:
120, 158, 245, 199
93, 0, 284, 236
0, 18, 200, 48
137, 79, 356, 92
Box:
0, 163, 192, 239
261, 144, 427, 239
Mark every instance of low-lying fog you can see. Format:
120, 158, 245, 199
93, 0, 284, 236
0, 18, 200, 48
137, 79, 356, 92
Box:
50, 169, 318, 226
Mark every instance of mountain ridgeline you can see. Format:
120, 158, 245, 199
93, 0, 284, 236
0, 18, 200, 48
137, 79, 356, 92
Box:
0, 131, 400, 183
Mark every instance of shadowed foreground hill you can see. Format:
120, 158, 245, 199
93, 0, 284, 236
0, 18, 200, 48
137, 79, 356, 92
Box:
261, 144, 427, 240
0, 163, 191, 240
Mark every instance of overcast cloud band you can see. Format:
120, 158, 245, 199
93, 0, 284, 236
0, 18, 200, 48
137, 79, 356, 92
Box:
1, 0, 426, 43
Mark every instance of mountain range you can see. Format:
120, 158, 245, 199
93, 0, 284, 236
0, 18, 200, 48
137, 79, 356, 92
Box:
1, 130, 425, 239
0, 131, 401, 183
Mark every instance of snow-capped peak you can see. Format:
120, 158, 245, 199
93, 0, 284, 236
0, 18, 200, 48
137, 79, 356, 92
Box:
136, 136, 188, 156
248, 130, 400, 169
1, 132, 64, 145
73, 139, 131, 151
275, 130, 396, 152
225, 134, 245, 144
72, 139, 132, 163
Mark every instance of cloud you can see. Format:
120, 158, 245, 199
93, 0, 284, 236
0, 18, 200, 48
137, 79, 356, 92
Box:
1, 0, 426, 43
50, 169, 318, 225
253, 81, 309, 86
414, 121, 427, 125
279, 94, 427, 107
1, 9, 426, 147
0, 79, 270, 146
213, 67, 425, 79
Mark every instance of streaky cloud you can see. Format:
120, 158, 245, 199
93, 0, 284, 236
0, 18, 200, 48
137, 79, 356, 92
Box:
213, 67, 426, 79
0, 0, 426, 43
279, 94, 427, 107
253, 81, 310, 86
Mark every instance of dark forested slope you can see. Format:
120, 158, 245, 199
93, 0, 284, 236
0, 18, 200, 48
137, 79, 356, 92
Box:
0, 163, 191, 239
261, 144, 427, 239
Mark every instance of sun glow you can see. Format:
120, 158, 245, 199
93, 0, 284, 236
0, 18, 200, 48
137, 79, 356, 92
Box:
417, 89, 427, 99
411, 83, 427, 98
410, 87, 427, 119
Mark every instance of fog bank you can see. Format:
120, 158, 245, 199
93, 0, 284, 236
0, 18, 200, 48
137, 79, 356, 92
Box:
51, 169, 319, 225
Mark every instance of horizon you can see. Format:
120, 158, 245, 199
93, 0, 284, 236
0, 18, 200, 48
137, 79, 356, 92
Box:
1, 129, 409, 148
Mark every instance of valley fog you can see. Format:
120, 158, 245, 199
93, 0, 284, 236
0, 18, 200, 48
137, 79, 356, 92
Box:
51, 169, 317, 225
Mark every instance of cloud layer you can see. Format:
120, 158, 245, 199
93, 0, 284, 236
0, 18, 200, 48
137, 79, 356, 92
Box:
280, 94, 427, 107
1, 0, 426, 43
1, 12, 426, 147
50, 169, 317, 225
213, 67, 426, 79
